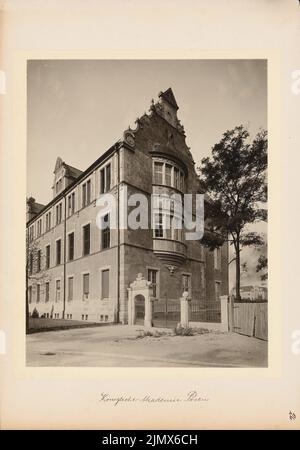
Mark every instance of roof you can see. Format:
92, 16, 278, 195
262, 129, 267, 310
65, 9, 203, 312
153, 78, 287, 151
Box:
31, 202, 45, 214
159, 87, 179, 110
27, 140, 121, 226
65, 163, 82, 180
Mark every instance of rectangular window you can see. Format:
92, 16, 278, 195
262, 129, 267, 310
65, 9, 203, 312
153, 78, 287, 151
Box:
101, 214, 110, 249
56, 279, 61, 302
82, 180, 91, 207
56, 239, 61, 265
165, 164, 172, 186
83, 224, 90, 256
28, 286, 32, 304
68, 232, 74, 261
215, 281, 221, 302
83, 273, 89, 296
56, 203, 62, 224
68, 277, 73, 301
37, 250, 41, 272
154, 213, 164, 238
36, 284, 40, 303
101, 269, 109, 299
154, 161, 163, 184
37, 219, 42, 236
148, 269, 158, 298
45, 211, 51, 231
100, 164, 111, 194
106, 164, 111, 192
182, 274, 192, 296
68, 192, 75, 216
45, 282, 49, 302
46, 245, 50, 269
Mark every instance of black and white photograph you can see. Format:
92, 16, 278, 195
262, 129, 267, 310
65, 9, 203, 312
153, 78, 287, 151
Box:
26, 59, 268, 368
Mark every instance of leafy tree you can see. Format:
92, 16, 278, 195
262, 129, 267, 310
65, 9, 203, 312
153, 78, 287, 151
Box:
256, 254, 268, 281
198, 125, 267, 300
26, 233, 50, 333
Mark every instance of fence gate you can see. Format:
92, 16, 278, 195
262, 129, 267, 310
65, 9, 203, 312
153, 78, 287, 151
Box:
152, 295, 180, 328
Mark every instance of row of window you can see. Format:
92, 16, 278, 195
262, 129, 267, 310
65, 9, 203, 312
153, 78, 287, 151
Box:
28, 217, 110, 274
28, 269, 110, 304
29, 163, 112, 240
153, 160, 185, 191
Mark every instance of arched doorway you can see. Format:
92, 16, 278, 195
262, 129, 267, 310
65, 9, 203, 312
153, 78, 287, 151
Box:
134, 294, 145, 325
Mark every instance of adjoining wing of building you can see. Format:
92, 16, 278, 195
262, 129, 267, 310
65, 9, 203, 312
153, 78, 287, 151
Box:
26, 88, 229, 326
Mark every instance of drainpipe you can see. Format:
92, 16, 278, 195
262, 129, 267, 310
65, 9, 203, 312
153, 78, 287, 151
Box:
63, 195, 66, 319
115, 144, 121, 324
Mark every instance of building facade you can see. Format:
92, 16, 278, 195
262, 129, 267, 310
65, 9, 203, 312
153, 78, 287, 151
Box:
26, 88, 229, 326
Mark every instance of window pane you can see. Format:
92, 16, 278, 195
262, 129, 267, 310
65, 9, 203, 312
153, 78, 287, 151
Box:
83, 274, 89, 295
147, 269, 157, 297
87, 180, 91, 204
154, 213, 163, 238
154, 162, 163, 184
82, 183, 86, 207
37, 285, 40, 302
45, 282, 49, 302
100, 168, 105, 194
106, 164, 111, 191
56, 240, 61, 265
68, 277, 73, 301
83, 224, 90, 255
165, 164, 172, 186
68, 233, 74, 260
101, 269, 109, 298
101, 214, 110, 249
46, 245, 50, 268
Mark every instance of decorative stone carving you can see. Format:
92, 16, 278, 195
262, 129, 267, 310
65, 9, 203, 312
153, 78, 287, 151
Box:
123, 130, 135, 147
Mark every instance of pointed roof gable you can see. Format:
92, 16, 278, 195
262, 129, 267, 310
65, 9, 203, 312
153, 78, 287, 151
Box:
159, 87, 179, 110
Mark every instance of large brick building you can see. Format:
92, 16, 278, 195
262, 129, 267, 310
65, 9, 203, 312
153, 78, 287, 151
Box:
26, 88, 228, 326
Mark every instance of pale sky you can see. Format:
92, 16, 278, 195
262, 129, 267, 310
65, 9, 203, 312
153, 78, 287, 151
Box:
27, 59, 267, 289
27, 59, 267, 204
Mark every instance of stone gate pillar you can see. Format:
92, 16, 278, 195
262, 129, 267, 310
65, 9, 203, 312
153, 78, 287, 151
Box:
180, 291, 191, 327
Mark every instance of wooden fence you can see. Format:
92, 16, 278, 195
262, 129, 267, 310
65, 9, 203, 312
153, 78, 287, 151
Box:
230, 300, 268, 341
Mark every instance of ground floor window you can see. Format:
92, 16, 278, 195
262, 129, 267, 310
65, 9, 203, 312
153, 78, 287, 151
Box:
45, 282, 50, 302
148, 269, 158, 297
83, 273, 90, 298
36, 284, 40, 303
55, 279, 61, 302
68, 277, 74, 301
101, 269, 109, 299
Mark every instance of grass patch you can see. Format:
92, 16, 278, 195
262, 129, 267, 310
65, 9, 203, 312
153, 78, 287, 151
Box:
135, 329, 169, 339
173, 325, 210, 336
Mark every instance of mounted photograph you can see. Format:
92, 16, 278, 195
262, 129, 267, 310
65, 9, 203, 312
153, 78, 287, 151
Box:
26, 59, 268, 368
